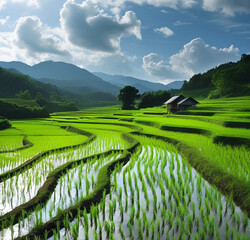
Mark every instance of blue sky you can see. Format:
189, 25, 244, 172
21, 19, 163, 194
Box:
0, 0, 249, 83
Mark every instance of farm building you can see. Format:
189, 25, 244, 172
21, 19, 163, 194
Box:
164, 95, 199, 112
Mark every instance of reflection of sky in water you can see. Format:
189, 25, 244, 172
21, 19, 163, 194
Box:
50, 145, 249, 240
1, 144, 249, 240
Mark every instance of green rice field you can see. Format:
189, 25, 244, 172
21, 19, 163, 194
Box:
0, 96, 249, 239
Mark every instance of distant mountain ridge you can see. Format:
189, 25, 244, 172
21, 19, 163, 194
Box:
0, 61, 184, 97
0, 61, 120, 95
93, 72, 184, 93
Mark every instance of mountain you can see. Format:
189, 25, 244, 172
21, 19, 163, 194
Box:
0, 61, 120, 95
165, 81, 185, 90
93, 72, 184, 94
181, 54, 250, 98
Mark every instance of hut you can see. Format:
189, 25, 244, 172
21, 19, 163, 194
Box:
177, 97, 199, 111
164, 95, 185, 112
164, 95, 199, 112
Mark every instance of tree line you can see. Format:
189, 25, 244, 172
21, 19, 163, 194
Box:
118, 85, 171, 110
0, 100, 49, 119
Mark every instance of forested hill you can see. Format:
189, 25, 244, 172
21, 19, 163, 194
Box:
0, 67, 66, 99
181, 54, 250, 98
0, 67, 81, 114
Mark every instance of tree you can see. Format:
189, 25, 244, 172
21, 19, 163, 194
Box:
35, 92, 48, 106
0, 118, 11, 130
118, 86, 139, 110
211, 69, 236, 97
15, 89, 32, 100
138, 90, 171, 108
241, 54, 250, 62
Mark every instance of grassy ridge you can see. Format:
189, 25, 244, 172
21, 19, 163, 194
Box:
0, 126, 95, 182
0, 135, 33, 153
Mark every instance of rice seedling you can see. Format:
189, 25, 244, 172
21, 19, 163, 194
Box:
93, 229, 98, 240
151, 219, 155, 239
145, 219, 149, 237
242, 213, 249, 231
53, 229, 57, 240
199, 228, 206, 240
208, 215, 215, 236
137, 218, 143, 239
98, 219, 102, 239
109, 202, 114, 221
104, 220, 111, 239
187, 214, 193, 235
119, 223, 125, 240
215, 227, 221, 240
127, 220, 133, 239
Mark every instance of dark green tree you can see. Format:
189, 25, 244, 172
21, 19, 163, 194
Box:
138, 90, 171, 108
15, 89, 32, 100
118, 86, 139, 110
35, 92, 48, 106
0, 118, 11, 130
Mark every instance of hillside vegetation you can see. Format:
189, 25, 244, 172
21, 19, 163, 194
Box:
0, 65, 118, 103
0, 100, 49, 118
0, 68, 80, 115
0, 67, 64, 99
181, 54, 250, 98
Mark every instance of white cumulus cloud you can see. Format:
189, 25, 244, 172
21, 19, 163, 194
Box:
14, 16, 70, 57
60, 0, 141, 53
143, 37, 240, 82
170, 37, 239, 75
80, 52, 136, 75
202, 0, 250, 16
0, 0, 7, 10
143, 53, 186, 80
92, 0, 198, 9
0, 16, 9, 25
92, 0, 250, 15
13, 0, 39, 8
154, 26, 174, 38
0, 0, 39, 9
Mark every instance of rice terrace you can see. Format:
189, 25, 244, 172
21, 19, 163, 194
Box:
0, 1, 250, 239
0, 96, 249, 240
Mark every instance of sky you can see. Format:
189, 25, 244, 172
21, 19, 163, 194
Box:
0, 0, 250, 84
